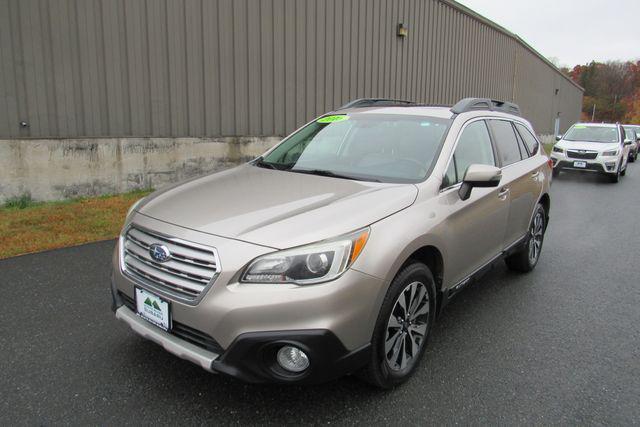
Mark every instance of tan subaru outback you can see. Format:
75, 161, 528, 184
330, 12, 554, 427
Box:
111, 98, 552, 388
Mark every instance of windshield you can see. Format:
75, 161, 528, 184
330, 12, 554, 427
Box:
563, 125, 620, 143
257, 114, 451, 183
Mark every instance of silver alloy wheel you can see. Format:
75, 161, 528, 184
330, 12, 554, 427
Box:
528, 210, 544, 264
384, 281, 429, 371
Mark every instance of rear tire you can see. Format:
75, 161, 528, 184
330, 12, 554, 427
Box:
505, 204, 546, 273
630, 153, 636, 163
358, 262, 436, 389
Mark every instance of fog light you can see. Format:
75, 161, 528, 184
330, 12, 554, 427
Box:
605, 162, 616, 171
277, 346, 309, 373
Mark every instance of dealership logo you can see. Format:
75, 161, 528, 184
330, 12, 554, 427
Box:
144, 297, 161, 310
149, 243, 171, 263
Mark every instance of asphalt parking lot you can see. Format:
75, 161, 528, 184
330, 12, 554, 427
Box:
2, 168, 640, 425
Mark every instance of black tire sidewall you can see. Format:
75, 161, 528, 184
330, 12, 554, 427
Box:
527, 204, 546, 269
611, 169, 620, 183
370, 263, 436, 387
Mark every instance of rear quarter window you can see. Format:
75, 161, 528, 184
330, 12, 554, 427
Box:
514, 123, 539, 156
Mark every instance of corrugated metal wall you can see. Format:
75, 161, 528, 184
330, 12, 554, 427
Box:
0, 0, 582, 138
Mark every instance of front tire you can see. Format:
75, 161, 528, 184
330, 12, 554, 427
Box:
505, 204, 546, 273
358, 262, 436, 389
609, 167, 621, 183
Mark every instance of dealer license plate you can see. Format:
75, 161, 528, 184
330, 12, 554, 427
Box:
135, 287, 171, 331
573, 161, 587, 168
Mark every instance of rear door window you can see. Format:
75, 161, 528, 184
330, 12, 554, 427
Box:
489, 120, 523, 167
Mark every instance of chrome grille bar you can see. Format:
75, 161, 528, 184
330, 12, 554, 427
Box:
121, 225, 220, 301
566, 150, 598, 160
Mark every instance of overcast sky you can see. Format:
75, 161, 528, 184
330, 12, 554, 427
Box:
456, 0, 640, 68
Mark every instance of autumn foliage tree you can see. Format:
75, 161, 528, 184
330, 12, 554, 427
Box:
568, 60, 640, 124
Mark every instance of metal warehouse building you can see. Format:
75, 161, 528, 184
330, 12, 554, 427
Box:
0, 0, 583, 201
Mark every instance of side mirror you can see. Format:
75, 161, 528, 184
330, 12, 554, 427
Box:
624, 139, 633, 146
458, 164, 502, 201
555, 134, 562, 141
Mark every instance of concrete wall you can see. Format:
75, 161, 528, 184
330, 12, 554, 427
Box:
0, 137, 278, 203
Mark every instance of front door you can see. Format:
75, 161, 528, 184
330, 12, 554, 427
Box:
439, 119, 510, 288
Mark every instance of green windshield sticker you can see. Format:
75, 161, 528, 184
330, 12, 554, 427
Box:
574, 125, 586, 129
317, 115, 349, 124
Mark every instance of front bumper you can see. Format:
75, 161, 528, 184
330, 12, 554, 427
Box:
112, 214, 385, 383
112, 281, 371, 383
551, 157, 618, 174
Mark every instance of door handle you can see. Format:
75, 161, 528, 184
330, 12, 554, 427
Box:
498, 187, 510, 199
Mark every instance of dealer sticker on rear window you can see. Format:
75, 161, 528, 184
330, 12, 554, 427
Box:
317, 115, 349, 124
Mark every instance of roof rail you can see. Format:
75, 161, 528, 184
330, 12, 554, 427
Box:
450, 98, 521, 116
337, 98, 416, 110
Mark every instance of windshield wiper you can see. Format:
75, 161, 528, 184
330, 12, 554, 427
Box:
254, 157, 288, 170
290, 168, 381, 182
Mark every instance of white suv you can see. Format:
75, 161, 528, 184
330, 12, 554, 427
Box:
551, 123, 632, 183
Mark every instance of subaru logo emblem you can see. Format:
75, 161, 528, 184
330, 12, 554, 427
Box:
149, 243, 171, 263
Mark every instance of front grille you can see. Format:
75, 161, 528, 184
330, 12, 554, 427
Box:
567, 150, 598, 160
118, 292, 223, 354
121, 226, 220, 301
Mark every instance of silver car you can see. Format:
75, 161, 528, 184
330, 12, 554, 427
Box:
111, 97, 552, 388
623, 125, 640, 162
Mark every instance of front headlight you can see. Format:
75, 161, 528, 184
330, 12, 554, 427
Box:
242, 228, 370, 285
552, 146, 564, 153
602, 150, 619, 157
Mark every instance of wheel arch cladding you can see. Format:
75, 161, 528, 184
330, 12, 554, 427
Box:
405, 245, 444, 311
539, 193, 550, 227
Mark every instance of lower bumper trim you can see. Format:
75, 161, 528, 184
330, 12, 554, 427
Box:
555, 160, 608, 173
211, 330, 371, 384
115, 307, 220, 372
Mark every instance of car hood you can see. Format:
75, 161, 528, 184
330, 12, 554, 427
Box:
557, 140, 619, 152
138, 164, 418, 249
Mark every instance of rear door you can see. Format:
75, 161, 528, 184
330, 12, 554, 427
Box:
439, 119, 510, 287
488, 119, 543, 249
